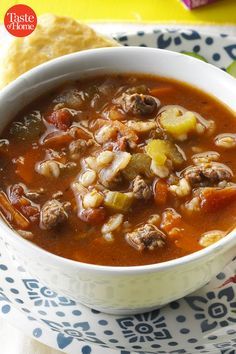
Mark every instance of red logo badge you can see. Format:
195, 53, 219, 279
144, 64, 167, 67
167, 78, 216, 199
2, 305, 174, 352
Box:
4, 4, 37, 37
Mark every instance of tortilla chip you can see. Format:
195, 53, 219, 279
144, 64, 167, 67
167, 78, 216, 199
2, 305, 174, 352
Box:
0, 13, 119, 88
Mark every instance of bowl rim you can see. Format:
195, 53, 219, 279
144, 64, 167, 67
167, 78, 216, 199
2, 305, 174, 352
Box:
0, 46, 236, 274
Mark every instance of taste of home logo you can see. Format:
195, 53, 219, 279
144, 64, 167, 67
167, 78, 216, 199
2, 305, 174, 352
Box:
4, 4, 37, 37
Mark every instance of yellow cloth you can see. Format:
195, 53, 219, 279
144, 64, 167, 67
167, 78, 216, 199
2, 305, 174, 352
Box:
0, 0, 236, 24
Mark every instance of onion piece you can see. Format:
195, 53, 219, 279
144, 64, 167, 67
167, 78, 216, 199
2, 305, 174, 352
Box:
99, 151, 131, 186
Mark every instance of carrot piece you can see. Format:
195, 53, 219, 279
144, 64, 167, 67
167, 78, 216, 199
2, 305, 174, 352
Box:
42, 126, 92, 147
42, 131, 73, 147
79, 207, 106, 225
154, 179, 168, 205
16, 150, 41, 184
200, 187, 236, 213
0, 191, 30, 229
150, 86, 174, 97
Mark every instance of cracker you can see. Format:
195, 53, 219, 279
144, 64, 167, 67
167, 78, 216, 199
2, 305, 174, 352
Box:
0, 14, 119, 88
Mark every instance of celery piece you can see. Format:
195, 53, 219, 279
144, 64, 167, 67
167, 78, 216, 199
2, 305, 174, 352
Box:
146, 139, 184, 166
122, 153, 152, 181
145, 139, 167, 166
160, 110, 197, 137
163, 141, 185, 165
104, 191, 133, 212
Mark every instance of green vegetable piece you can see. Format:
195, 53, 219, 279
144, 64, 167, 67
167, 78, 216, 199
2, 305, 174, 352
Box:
226, 61, 236, 78
146, 140, 167, 166
122, 153, 152, 181
182, 51, 208, 62
146, 139, 184, 166
10, 111, 45, 141
162, 140, 185, 165
104, 191, 133, 212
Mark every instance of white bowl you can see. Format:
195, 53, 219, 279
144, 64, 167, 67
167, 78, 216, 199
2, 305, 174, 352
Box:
0, 47, 236, 315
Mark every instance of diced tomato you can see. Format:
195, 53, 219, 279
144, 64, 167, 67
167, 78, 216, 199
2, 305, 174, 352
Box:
161, 208, 182, 233
8, 184, 39, 223
47, 109, 72, 131
79, 207, 106, 225
200, 187, 236, 213
21, 205, 39, 223
9, 184, 31, 210
108, 106, 124, 121
154, 179, 168, 205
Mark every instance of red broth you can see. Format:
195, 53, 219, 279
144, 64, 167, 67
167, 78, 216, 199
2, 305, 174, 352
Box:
0, 74, 236, 266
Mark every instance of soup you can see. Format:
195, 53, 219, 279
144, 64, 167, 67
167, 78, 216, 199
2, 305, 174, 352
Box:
0, 74, 236, 266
